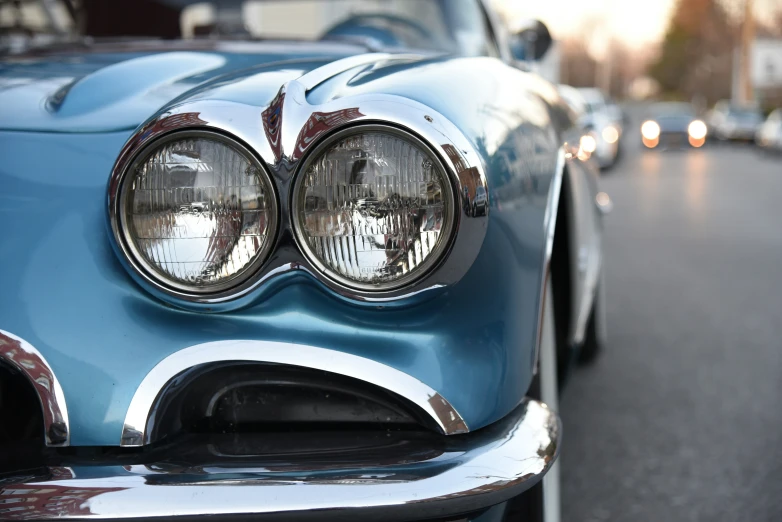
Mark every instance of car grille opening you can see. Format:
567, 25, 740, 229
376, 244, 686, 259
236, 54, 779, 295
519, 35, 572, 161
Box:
146, 363, 442, 445
0, 364, 46, 473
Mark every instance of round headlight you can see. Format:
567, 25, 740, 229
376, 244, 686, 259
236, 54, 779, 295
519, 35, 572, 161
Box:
602, 126, 619, 144
688, 120, 708, 140
292, 127, 454, 292
117, 131, 277, 295
641, 120, 661, 140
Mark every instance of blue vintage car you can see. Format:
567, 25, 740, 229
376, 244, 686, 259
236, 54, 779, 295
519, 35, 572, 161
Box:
0, 1, 607, 520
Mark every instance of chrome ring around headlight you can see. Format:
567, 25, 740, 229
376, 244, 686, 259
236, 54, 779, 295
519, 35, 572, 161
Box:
109, 129, 279, 300
108, 79, 488, 309
290, 124, 456, 293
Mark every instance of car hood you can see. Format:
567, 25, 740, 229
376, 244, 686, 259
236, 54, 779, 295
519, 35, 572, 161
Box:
0, 40, 365, 133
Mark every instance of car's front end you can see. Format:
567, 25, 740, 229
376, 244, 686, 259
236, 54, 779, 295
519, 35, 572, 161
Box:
0, 27, 567, 518
641, 114, 707, 150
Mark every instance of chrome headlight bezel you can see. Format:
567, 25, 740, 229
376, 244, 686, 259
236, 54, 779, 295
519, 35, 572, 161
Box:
109, 129, 279, 300
290, 124, 457, 293
108, 85, 490, 309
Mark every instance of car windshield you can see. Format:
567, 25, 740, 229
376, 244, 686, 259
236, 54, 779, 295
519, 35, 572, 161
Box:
1, 0, 496, 57
649, 104, 696, 123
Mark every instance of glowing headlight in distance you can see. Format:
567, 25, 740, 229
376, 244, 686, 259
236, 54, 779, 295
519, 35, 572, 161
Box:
602, 126, 619, 144
688, 120, 708, 140
118, 131, 277, 294
641, 120, 661, 140
580, 133, 598, 153
292, 128, 454, 291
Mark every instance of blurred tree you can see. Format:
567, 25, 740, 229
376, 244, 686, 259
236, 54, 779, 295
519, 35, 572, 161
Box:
649, 0, 736, 104
560, 38, 599, 88
560, 20, 650, 99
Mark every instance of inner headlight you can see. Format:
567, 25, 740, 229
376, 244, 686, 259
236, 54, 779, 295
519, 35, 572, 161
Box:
688, 120, 708, 140
116, 130, 277, 295
292, 127, 454, 291
641, 120, 661, 140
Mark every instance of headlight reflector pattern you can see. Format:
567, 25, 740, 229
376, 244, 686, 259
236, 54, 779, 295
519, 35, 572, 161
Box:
119, 132, 277, 294
293, 129, 454, 291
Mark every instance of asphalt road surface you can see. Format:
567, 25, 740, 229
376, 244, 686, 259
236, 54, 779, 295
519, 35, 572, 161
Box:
559, 121, 782, 521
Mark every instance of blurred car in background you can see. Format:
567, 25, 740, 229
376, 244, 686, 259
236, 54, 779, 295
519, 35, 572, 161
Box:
756, 109, 782, 153
707, 101, 764, 142
640, 102, 707, 149
558, 86, 621, 169
577, 88, 623, 169
557, 85, 595, 163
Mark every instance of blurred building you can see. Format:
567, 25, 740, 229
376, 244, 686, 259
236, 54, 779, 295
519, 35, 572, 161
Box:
733, 38, 782, 108
752, 39, 782, 108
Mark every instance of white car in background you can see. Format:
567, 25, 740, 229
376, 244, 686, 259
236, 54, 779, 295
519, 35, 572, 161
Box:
707, 101, 764, 141
559, 86, 623, 169
756, 109, 782, 152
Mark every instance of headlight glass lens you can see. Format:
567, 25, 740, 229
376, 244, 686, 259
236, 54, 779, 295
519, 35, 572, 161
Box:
120, 132, 277, 294
293, 129, 454, 291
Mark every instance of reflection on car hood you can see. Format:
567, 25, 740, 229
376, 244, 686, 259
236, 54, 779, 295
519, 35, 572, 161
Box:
0, 40, 365, 133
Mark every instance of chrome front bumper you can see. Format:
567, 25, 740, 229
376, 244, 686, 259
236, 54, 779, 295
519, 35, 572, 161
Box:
0, 400, 559, 521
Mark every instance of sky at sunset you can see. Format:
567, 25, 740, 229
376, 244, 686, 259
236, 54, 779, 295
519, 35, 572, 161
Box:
494, 0, 782, 49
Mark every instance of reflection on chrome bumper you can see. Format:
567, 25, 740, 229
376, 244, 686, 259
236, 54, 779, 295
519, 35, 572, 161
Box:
0, 400, 559, 521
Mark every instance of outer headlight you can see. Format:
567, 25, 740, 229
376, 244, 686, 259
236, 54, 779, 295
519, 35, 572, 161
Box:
292, 126, 455, 291
115, 130, 278, 295
580, 133, 598, 153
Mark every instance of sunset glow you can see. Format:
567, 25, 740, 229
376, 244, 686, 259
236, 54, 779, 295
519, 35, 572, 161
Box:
492, 0, 676, 47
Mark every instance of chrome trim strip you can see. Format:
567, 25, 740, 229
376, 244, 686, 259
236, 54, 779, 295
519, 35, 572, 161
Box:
121, 340, 469, 446
533, 148, 566, 368
0, 330, 70, 446
296, 52, 422, 91
7, 400, 558, 521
